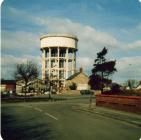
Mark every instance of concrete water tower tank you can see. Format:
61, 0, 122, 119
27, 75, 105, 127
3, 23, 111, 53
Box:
40, 34, 78, 87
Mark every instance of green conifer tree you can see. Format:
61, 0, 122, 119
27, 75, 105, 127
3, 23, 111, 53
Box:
89, 47, 117, 92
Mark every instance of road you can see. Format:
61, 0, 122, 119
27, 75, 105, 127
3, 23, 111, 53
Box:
1, 96, 141, 140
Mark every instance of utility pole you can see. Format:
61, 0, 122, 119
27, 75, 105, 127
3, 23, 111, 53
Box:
89, 92, 93, 109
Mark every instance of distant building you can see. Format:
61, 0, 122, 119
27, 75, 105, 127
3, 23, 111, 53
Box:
136, 81, 141, 90
0, 80, 16, 93
66, 68, 89, 90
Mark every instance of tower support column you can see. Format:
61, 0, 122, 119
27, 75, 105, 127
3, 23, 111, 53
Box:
72, 49, 75, 75
74, 51, 76, 73
58, 47, 60, 80
49, 48, 51, 77
42, 49, 46, 80
66, 48, 69, 79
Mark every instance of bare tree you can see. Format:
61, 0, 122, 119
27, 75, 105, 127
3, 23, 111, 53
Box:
14, 61, 39, 98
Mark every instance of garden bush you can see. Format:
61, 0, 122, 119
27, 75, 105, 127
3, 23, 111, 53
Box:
102, 89, 141, 96
1, 91, 10, 98
69, 83, 77, 90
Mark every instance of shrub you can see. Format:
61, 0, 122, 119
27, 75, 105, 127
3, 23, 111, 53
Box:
103, 89, 141, 96
111, 83, 121, 92
69, 83, 77, 90
1, 91, 10, 98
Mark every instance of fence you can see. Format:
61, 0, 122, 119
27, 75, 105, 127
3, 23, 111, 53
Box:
96, 94, 141, 113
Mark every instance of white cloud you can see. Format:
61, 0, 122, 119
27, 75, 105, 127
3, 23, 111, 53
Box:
1, 55, 41, 79
35, 17, 119, 59
77, 57, 93, 73
126, 40, 141, 50
77, 56, 141, 83
139, 0, 141, 4
114, 56, 141, 83
6, 7, 119, 51
42, 18, 118, 47
136, 22, 141, 30
1, 30, 40, 54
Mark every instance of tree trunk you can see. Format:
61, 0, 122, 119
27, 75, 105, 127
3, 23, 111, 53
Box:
24, 82, 27, 101
101, 59, 104, 93
101, 71, 103, 93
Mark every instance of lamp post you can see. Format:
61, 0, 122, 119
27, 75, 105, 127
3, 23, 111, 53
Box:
128, 64, 132, 89
128, 63, 136, 89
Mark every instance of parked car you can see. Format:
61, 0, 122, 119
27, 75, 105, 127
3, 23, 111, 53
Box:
80, 90, 94, 95
44, 91, 50, 95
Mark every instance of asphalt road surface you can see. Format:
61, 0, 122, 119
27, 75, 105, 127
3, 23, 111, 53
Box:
1, 97, 141, 140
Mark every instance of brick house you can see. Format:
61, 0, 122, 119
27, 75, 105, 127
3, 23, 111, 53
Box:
1, 80, 16, 93
66, 68, 89, 90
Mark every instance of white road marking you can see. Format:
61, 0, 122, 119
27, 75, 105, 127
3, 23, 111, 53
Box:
22, 105, 32, 108
44, 112, 58, 121
23, 105, 58, 121
34, 107, 43, 112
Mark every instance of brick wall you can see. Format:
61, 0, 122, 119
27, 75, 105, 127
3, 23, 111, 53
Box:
96, 94, 141, 113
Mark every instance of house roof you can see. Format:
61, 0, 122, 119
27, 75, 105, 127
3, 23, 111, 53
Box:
1, 80, 16, 84
67, 72, 81, 80
67, 72, 88, 80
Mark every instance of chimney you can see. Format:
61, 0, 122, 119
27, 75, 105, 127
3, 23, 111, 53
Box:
79, 67, 83, 73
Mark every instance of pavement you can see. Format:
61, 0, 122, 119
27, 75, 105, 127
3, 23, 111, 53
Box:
1, 96, 141, 140
73, 103, 141, 127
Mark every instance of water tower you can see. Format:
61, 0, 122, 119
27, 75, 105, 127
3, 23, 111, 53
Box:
40, 34, 78, 87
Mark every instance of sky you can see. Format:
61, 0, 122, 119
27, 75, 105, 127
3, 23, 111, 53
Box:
1, 0, 141, 83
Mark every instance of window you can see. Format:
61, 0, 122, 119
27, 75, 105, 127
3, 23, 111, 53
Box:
59, 60, 64, 68
51, 60, 55, 68
60, 50, 65, 57
51, 49, 57, 57
59, 70, 64, 79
